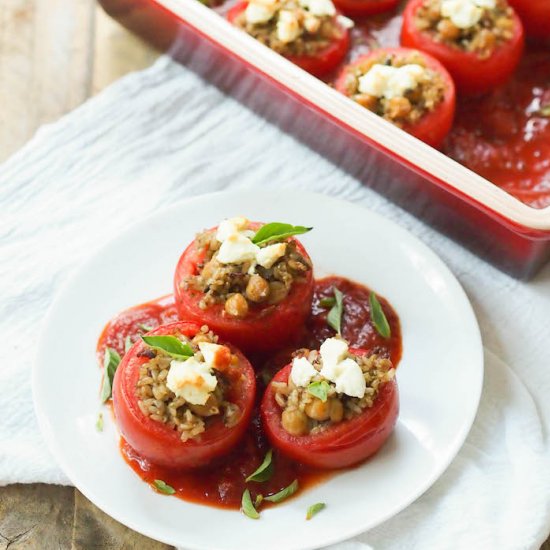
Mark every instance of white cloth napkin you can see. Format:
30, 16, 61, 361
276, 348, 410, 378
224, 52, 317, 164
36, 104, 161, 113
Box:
2, 55, 550, 550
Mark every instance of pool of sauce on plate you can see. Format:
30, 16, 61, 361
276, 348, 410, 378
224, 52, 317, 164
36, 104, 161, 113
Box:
97, 276, 402, 509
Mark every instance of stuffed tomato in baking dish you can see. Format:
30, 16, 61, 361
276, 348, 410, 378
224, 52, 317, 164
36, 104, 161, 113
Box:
401, 0, 524, 95
228, 0, 352, 77
335, 47, 456, 148
174, 218, 314, 352
112, 321, 256, 469
261, 336, 399, 469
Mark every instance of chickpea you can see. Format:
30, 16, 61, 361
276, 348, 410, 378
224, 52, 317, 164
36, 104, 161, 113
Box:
305, 398, 331, 421
268, 281, 289, 304
245, 274, 270, 303
387, 97, 412, 120
437, 18, 460, 41
282, 409, 309, 436
354, 93, 378, 111
225, 293, 249, 318
329, 398, 344, 423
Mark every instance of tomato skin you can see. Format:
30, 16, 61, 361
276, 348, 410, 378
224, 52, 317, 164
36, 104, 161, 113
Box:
400, 0, 524, 95
261, 353, 399, 469
334, 47, 456, 149
227, 2, 350, 77
507, 0, 550, 43
174, 225, 314, 353
332, 0, 398, 18
112, 321, 256, 469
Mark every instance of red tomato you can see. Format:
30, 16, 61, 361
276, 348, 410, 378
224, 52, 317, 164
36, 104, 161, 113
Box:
507, 0, 550, 43
332, 0, 399, 18
112, 321, 256, 469
261, 353, 399, 469
400, 0, 524, 95
227, 2, 350, 77
334, 47, 456, 149
174, 226, 314, 353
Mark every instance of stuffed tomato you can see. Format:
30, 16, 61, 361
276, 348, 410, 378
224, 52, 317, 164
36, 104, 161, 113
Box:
332, 0, 398, 18
507, 0, 550, 44
261, 337, 399, 469
335, 47, 455, 148
401, 0, 524, 95
174, 218, 314, 353
112, 321, 256, 469
227, 0, 351, 77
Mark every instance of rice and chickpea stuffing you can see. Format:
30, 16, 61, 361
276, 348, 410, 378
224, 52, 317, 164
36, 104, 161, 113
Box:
273, 337, 396, 437
136, 326, 242, 442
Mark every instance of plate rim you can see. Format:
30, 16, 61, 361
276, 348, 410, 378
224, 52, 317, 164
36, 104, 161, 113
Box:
32, 188, 484, 550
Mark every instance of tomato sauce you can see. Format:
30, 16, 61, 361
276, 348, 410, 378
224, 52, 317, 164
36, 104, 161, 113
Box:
98, 276, 402, 509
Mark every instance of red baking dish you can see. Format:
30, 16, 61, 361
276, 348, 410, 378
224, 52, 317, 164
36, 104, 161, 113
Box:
98, 0, 550, 279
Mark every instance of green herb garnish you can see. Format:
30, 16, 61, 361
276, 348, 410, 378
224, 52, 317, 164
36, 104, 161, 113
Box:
246, 450, 273, 483
152, 479, 176, 495
327, 287, 344, 334
124, 335, 133, 354
96, 413, 104, 432
252, 223, 312, 246
141, 335, 194, 360
537, 104, 550, 117
369, 291, 391, 339
319, 297, 336, 308
100, 348, 121, 403
307, 380, 330, 403
241, 489, 260, 519
306, 502, 326, 520
264, 480, 299, 503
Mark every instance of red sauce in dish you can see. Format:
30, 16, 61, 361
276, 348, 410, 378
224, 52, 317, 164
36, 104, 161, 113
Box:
98, 276, 402, 509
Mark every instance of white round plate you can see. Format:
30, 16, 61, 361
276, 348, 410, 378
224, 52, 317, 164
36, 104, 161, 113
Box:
33, 189, 483, 550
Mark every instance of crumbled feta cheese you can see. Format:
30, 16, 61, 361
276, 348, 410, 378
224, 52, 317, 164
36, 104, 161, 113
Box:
358, 63, 426, 99
441, 0, 495, 29
291, 357, 318, 387
277, 10, 301, 43
319, 337, 349, 381
333, 358, 366, 398
216, 217, 250, 242
303, 13, 322, 33
301, 0, 336, 17
198, 342, 229, 370
217, 233, 260, 264
336, 14, 354, 29
166, 357, 218, 405
245, 1, 276, 24
256, 243, 287, 269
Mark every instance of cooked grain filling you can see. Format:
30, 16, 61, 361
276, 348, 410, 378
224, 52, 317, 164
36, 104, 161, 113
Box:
342, 52, 446, 127
273, 349, 395, 436
184, 228, 311, 318
136, 326, 241, 442
415, 0, 515, 59
233, 1, 343, 57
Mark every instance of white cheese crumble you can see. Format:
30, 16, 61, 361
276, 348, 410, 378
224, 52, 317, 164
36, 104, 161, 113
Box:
440, 0, 496, 29
336, 14, 355, 29
256, 242, 287, 269
217, 233, 260, 264
277, 10, 301, 43
166, 356, 218, 406
300, 0, 336, 17
290, 356, 319, 386
358, 63, 426, 99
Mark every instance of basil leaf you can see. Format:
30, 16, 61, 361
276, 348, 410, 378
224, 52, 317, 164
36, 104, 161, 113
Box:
252, 223, 312, 246
307, 380, 330, 402
264, 479, 298, 503
319, 297, 336, 308
141, 335, 194, 360
306, 502, 326, 520
246, 450, 273, 482
537, 104, 550, 117
138, 323, 153, 332
124, 335, 133, 354
96, 413, 104, 432
327, 287, 344, 334
241, 489, 260, 519
369, 292, 391, 339
100, 348, 121, 403
152, 479, 176, 495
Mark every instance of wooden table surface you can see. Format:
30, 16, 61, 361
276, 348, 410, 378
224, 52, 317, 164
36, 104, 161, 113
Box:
1, 1, 549, 548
